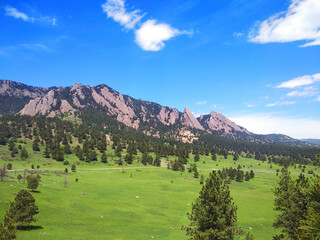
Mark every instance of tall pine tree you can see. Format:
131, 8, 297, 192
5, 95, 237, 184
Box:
186, 171, 241, 239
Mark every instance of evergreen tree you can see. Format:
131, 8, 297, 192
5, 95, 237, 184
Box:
17, 174, 23, 183
43, 145, 51, 158
298, 176, 320, 239
7, 163, 12, 170
245, 172, 250, 181
8, 139, 15, 151
273, 170, 309, 239
124, 153, 133, 164
0, 219, 16, 240
249, 170, 255, 179
32, 137, 40, 151
64, 144, 72, 154
20, 147, 28, 159
236, 171, 244, 182
4, 189, 39, 227
71, 164, 76, 172
211, 153, 217, 161
185, 171, 241, 239
10, 147, 18, 157
101, 152, 108, 163
194, 154, 200, 162
26, 176, 39, 192
153, 155, 161, 167
200, 174, 204, 185
194, 169, 199, 178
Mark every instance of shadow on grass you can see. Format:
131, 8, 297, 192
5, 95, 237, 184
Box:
17, 225, 43, 231
30, 190, 41, 193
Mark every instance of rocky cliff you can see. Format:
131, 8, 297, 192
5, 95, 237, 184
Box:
1, 79, 316, 147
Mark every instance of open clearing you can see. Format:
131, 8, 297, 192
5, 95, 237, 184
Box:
1, 144, 319, 239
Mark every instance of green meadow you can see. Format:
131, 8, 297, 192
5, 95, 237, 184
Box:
0, 143, 319, 240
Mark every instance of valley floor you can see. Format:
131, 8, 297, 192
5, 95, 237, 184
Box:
1, 146, 319, 239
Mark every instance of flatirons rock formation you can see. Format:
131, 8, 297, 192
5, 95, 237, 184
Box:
198, 111, 250, 136
181, 107, 204, 130
0, 79, 317, 147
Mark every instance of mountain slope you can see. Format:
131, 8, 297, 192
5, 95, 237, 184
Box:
0, 79, 317, 147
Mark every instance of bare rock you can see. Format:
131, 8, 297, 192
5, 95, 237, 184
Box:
181, 107, 204, 130
20, 90, 57, 116
199, 111, 250, 134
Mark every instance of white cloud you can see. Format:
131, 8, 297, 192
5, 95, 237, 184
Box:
52, 17, 57, 26
135, 20, 185, 51
102, 0, 191, 51
4, 6, 34, 22
196, 100, 207, 105
266, 101, 296, 107
102, 0, 145, 30
230, 113, 320, 139
233, 32, 243, 38
286, 86, 318, 97
276, 73, 320, 88
4, 5, 57, 26
315, 96, 320, 102
249, 0, 320, 47
246, 104, 256, 108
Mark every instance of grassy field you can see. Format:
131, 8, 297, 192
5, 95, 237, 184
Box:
0, 143, 319, 239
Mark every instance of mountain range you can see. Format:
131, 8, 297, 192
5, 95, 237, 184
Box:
0, 79, 317, 148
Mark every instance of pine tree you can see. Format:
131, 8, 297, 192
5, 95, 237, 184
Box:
273, 170, 309, 239
245, 172, 250, 181
298, 176, 320, 239
0, 219, 16, 240
186, 171, 241, 239
20, 147, 28, 159
17, 174, 23, 183
194, 154, 200, 162
101, 152, 108, 163
26, 176, 39, 192
32, 136, 40, 151
4, 189, 39, 228
71, 164, 76, 172
43, 145, 51, 158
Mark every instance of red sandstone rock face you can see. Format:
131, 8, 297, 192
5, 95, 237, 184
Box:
198, 111, 250, 135
181, 107, 204, 130
15, 80, 249, 137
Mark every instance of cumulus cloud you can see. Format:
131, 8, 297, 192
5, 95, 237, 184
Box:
276, 73, 320, 88
286, 86, 318, 97
196, 100, 207, 105
102, 0, 191, 51
249, 0, 320, 47
230, 113, 320, 139
135, 20, 183, 51
4, 5, 34, 22
102, 0, 145, 29
266, 101, 296, 107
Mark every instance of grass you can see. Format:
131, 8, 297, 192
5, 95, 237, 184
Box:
0, 142, 319, 239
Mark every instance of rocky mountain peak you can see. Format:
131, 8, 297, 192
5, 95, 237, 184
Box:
199, 111, 250, 135
181, 107, 204, 130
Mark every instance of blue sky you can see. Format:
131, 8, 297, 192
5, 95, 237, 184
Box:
1, 0, 320, 139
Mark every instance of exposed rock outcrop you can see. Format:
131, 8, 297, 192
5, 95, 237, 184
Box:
181, 107, 204, 130
157, 107, 180, 125
20, 90, 57, 116
198, 111, 250, 135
